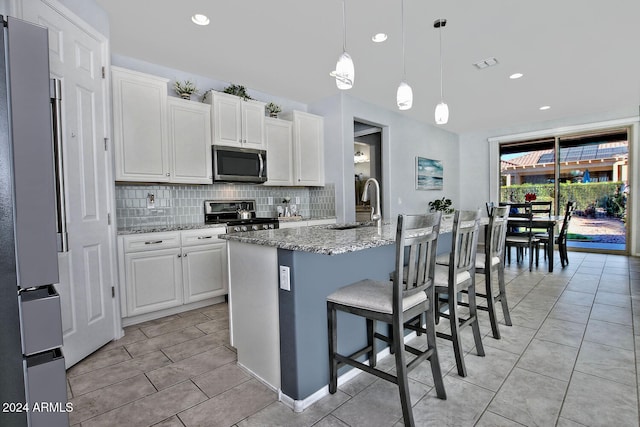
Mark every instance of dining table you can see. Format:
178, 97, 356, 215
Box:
507, 215, 563, 272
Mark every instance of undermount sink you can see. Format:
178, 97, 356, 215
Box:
327, 223, 373, 230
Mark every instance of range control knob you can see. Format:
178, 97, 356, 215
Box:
252, 225, 259, 231
233, 226, 241, 232
240, 225, 248, 232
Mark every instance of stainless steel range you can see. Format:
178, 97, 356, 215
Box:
204, 200, 279, 233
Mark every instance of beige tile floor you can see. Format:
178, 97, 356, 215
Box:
67, 251, 640, 426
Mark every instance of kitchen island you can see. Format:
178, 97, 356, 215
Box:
220, 221, 452, 411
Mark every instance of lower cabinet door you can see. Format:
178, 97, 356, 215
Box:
125, 248, 183, 316
182, 243, 228, 303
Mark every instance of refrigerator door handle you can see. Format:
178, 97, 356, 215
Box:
50, 78, 68, 253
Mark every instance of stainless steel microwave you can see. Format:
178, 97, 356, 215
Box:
212, 145, 267, 183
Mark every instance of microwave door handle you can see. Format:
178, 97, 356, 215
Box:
50, 78, 68, 253
258, 153, 264, 178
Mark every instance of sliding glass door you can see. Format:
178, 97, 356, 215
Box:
499, 129, 629, 254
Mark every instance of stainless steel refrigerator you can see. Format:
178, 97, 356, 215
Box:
0, 16, 68, 427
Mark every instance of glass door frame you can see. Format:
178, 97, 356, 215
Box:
489, 117, 637, 256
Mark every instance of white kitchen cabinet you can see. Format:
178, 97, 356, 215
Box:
112, 66, 170, 182
182, 242, 227, 303
119, 227, 228, 324
206, 91, 265, 149
180, 228, 228, 303
125, 247, 183, 317
264, 117, 294, 186
291, 111, 325, 186
168, 97, 212, 184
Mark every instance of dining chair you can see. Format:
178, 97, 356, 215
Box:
504, 203, 540, 271
327, 212, 446, 427
433, 209, 485, 377
530, 200, 552, 217
537, 201, 575, 267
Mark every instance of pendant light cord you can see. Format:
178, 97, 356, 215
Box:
342, 0, 347, 52
401, 0, 406, 80
439, 22, 443, 101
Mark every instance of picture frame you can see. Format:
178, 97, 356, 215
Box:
416, 157, 443, 190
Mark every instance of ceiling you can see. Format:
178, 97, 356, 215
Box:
95, 0, 640, 134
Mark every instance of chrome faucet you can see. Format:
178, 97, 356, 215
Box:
361, 178, 381, 228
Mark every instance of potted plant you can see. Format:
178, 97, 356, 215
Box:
428, 197, 454, 214
223, 83, 252, 100
265, 102, 281, 118
173, 79, 198, 100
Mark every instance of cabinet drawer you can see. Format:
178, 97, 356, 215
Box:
122, 232, 181, 253
181, 227, 226, 246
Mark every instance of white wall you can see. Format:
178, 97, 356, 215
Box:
459, 107, 640, 255
311, 93, 459, 223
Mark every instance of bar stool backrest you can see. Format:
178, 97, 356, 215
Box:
394, 212, 442, 308
487, 205, 510, 262
447, 209, 481, 283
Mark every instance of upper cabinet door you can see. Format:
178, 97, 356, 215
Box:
264, 117, 293, 186
112, 67, 170, 182
211, 92, 242, 147
241, 100, 266, 149
168, 98, 212, 184
292, 111, 325, 186
207, 91, 265, 149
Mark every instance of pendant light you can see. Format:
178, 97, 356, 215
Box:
434, 18, 449, 124
331, 0, 354, 89
396, 0, 412, 110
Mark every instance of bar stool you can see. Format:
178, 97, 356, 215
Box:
327, 213, 446, 427
439, 206, 512, 339
434, 209, 485, 377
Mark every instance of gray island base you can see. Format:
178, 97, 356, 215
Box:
222, 223, 451, 412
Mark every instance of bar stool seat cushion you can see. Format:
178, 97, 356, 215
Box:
434, 265, 471, 287
327, 279, 427, 314
476, 254, 501, 270
436, 253, 500, 270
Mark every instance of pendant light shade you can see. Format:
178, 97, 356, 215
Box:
435, 101, 449, 124
333, 0, 354, 90
335, 52, 354, 89
397, 82, 413, 110
434, 18, 448, 124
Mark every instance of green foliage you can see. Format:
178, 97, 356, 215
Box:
173, 79, 198, 96
500, 182, 627, 218
265, 102, 281, 115
222, 83, 252, 100
428, 197, 454, 214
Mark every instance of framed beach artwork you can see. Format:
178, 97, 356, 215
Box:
415, 157, 443, 190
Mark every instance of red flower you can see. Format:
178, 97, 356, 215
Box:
524, 193, 537, 202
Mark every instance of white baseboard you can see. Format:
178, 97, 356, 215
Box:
279, 331, 418, 413
121, 296, 226, 327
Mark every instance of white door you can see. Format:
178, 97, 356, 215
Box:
23, 1, 117, 367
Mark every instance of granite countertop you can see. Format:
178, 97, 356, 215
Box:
220, 217, 458, 255
117, 223, 226, 235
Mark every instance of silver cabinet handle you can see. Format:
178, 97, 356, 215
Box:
50, 78, 68, 253
197, 236, 213, 240
166, 172, 170, 176
144, 240, 163, 245
183, 253, 188, 257
177, 253, 182, 258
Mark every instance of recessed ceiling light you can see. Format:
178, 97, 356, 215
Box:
539, 105, 551, 110
510, 73, 523, 79
191, 14, 210, 26
372, 33, 388, 43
